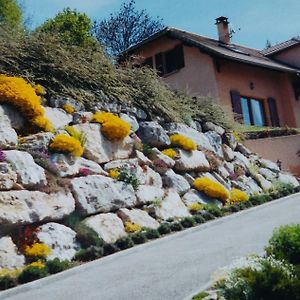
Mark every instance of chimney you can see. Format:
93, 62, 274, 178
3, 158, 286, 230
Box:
215, 16, 230, 44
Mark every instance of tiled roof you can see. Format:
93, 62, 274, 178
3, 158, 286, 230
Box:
262, 38, 300, 55
123, 27, 300, 73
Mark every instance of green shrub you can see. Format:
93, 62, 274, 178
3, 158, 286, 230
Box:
0, 276, 16, 290
144, 228, 160, 239
170, 222, 184, 232
115, 236, 134, 250
266, 224, 300, 265
294, 186, 300, 193
193, 214, 206, 224
158, 223, 171, 235
46, 258, 70, 274
237, 202, 247, 210
75, 246, 103, 262
180, 217, 196, 228
201, 211, 215, 221
229, 204, 240, 212
204, 204, 223, 217
18, 266, 48, 284
249, 194, 271, 206
64, 211, 81, 228
103, 243, 120, 256
131, 232, 147, 244
243, 200, 253, 208
218, 256, 299, 300
74, 223, 104, 249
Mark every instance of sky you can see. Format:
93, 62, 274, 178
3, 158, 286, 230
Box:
22, 0, 300, 50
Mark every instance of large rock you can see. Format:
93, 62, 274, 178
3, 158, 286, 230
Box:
202, 122, 225, 135
278, 173, 299, 187
0, 103, 25, 130
135, 150, 152, 166
236, 143, 252, 157
118, 208, 159, 229
18, 132, 54, 153
0, 163, 17, 190
162, 169, 190, 195
235, 176, 263, 195
153, 189, 190, 220
120, 113, 139, 132
204, 131, 224, 158
164, 123, 214, 152
51, 154, 105, 177
74, 123, 133, 164
44, 107, 72, 130
148, 148, 175, 174
136, 185, 165, 205
37, 223, 78, 261
71, 175, 137, 215
0, 237, 25, 269
84, 213, 126, 244
0, 191, 75, 226
222, 144, 234, 162
4, 150, 47, 188
138, 121, 170, 148
259, 168, 277, 180
182, 189, 223, 207
259, 158, 280, 172
104, 158, 138, 171
222, 132, 237, 150
234, 152, 250, 168
0, 123, 18, 149
174, 149, 210, 172
255, 174, 273, 191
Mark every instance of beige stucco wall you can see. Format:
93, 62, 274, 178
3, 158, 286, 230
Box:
245, 135, 300, 176
133, 36, 219, 99
272, 45, 300, 69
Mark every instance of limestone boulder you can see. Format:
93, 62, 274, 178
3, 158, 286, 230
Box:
104, 158, 138, 171
222, 144, 234, 162
137, 165, 162, 188
204, 131, 224, 158
278, 173, 299, 187
0, 123, 18, 149
255, 174, 273, 191
259, 158, 280, 172
153, 189, 190, 220
118, 208, 159, 229
222, 132, 238, 150
236, 143, 252, 157
136, 185, 165, 205
174, 149, 210, 172
71, 175, 137, 215
137, 121, 170, 147
120, 113, 139, 132
135, 150, 152, 166
0, 237, 25, 270
0, 191, 75, 226
72, 112, 93, 124
4, 150, 47, 188
236, 176, 263, 195
148, 148, 175, 174
0, 104, 25, 130
18, 132, 54, 153
74, 123, 133, 164
84, 213, 126, 244
182, 189, 223, 207
202, 122, 225, 135
162, 169, 190, 195
259, 168, 277, 180
52, 154, 105, 177
37, 223, 78, 261
0, 163, 17, 190
44, 107, 72, 129
234, 152, 250, 168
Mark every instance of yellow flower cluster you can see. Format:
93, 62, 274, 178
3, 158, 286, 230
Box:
49, 134, 84, 157
162, 148, 177, 159
194, 177, 230, 204
34, 84, 46, 96
188, 202, 203, 213
64, 126, 86, 146
28, 261, 46, 269
227, 188, 249, 205
108, 168, 120, 179
0, 268, 23, 278
92, 112, 131, 141
63, 103, 75, 114
0, 74, 53, 132
124, 222, 142, 233
170, 134, 197, 151
24, 243, 51, 259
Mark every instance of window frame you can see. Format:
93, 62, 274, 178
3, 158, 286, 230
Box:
240, 96, 267, 126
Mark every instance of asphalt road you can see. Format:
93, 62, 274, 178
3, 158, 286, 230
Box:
1, 194, 300, 300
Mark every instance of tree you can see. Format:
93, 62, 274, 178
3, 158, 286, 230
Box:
37, 8, 94, 46
0, 0, 23, 30
94, 0, 164, 56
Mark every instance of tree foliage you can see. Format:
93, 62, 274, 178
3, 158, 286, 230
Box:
37, 8, 94, 46
0, 0, 23, 30
94, 0, 164, 55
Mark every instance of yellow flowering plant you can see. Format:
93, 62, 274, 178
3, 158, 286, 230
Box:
92, 111, 131, 141
49, 134, 84, 157
34, 84, 46, 96
194, 177, 230, 204
0, 74, 53, 132
124, 222, 142, 233
161, 148, 177, 159
24, 243, 51, 259
63, 103, 75, 114
188, 202, 203, 213
170, 134, 197, 151
108, 168, 120, 179
28, 261, 46, 269
227, 188, 249, 205
64, 126, 87, 146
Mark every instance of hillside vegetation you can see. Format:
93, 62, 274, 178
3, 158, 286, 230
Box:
0, 27, 234, 128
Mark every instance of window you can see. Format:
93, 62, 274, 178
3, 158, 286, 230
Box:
155, 44, 185, 76
240, 97, 266, 126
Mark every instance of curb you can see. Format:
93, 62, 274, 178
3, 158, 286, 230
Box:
0, 192, 299, 300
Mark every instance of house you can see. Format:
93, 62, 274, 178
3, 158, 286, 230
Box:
122, 17, 300, 128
